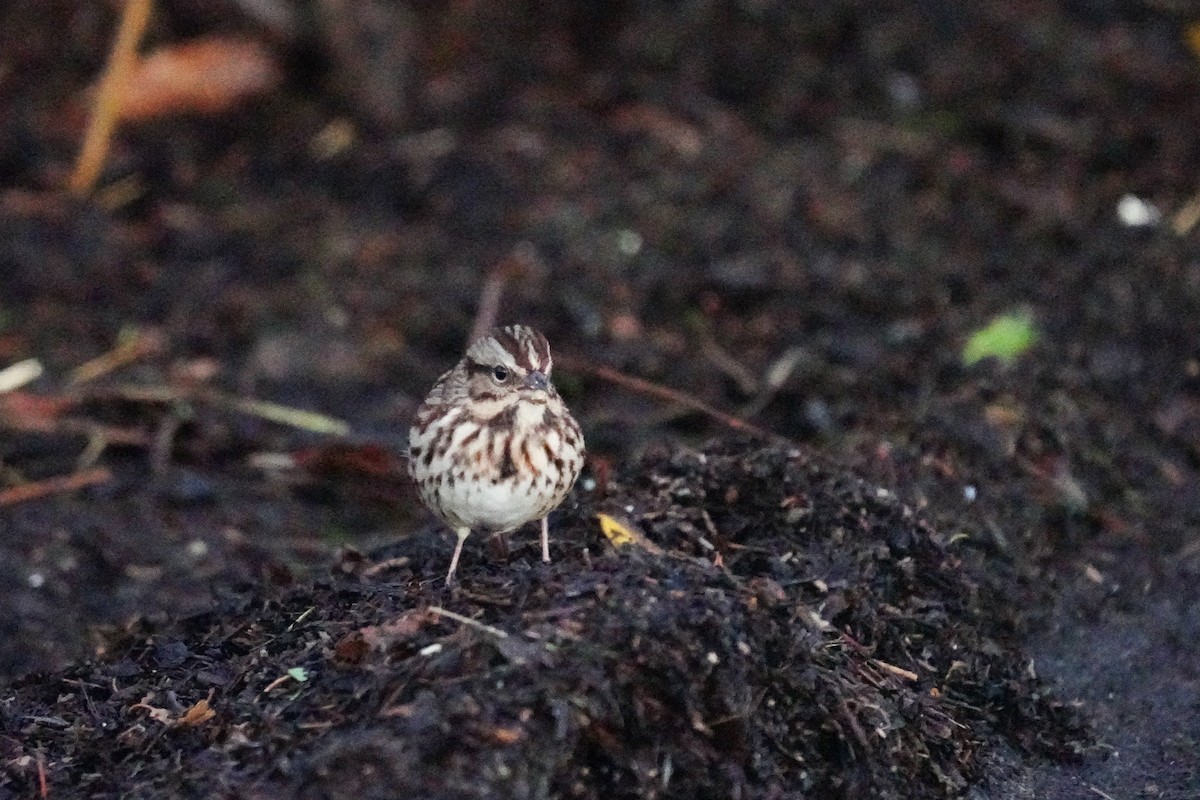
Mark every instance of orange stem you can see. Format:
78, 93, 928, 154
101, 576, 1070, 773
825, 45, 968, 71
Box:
69, 0, 154, 196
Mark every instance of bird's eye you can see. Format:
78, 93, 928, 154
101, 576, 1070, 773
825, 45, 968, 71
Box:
492, 366, 509, 383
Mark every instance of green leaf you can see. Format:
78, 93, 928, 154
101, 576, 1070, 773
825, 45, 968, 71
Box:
286, 666, 309, 683
962, 312, 1037, 366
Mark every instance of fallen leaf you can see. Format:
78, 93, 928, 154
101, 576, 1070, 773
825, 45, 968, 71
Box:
483, 724, 524, 745
962, 311, 1037, 366
597, 512, 636, 547
177, 696, 215, 726
334, 633, 370, 664
597, 513, 663, 554
113, 37, 282, 122
333, 610, 431, 663
1187, 23, 1200, 61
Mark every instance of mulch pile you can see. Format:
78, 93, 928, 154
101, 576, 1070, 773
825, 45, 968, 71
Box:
1, 441, 1087, 799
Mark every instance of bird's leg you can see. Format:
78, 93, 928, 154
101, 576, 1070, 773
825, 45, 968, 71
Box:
541, 516, 551, 563
446, 527, 471, 585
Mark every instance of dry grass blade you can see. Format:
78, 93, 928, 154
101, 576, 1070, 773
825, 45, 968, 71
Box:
207, 392, 351, 436
69, 0, 154, 196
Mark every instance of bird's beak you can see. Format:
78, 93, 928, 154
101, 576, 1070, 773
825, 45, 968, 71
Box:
525, 371, 549, 392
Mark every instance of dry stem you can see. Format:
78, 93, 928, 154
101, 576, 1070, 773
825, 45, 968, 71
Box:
69, 0, 154, 196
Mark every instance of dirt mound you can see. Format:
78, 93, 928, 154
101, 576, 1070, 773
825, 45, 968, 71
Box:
1, 442, 1086, 799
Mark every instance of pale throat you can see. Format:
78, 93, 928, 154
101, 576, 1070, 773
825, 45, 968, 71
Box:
514, 398, 548, 429
471, 395, 550, 427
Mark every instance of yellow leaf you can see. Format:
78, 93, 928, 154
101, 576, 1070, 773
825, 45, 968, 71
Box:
1187, 23, 1200, 60
597, 513, 636, 547
596, 513, 664, 554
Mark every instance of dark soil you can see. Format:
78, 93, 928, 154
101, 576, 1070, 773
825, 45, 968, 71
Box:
2, 2, 1199, 799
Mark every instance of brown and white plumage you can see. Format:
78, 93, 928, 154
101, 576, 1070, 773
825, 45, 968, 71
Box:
408, 325, 585, 584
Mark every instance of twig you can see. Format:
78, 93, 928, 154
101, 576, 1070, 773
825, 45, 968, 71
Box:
0, 467, 112, 506
871, 658, 920, 682
837, 696, 870, 750
361, 556, 411, 576
261, 673, 300, 694
79, 384, 177, 404
1086, 785, 1117, 800
149, 409, 184, 474
468, 244, 541, 345
558, 355, 791, 445
699, 336, 758, 396
75, 430, 110, 471
470, 266, 509, 346
2, 382, 350, 443
463, 247, 790, 447
286, 607, 315, 632
69, 0, 155, 196
36, 750, 48, 799
2, 415, 152, 448
69, 327, 162, 385
428, 605, 510, 639
839, 631, 920, 682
